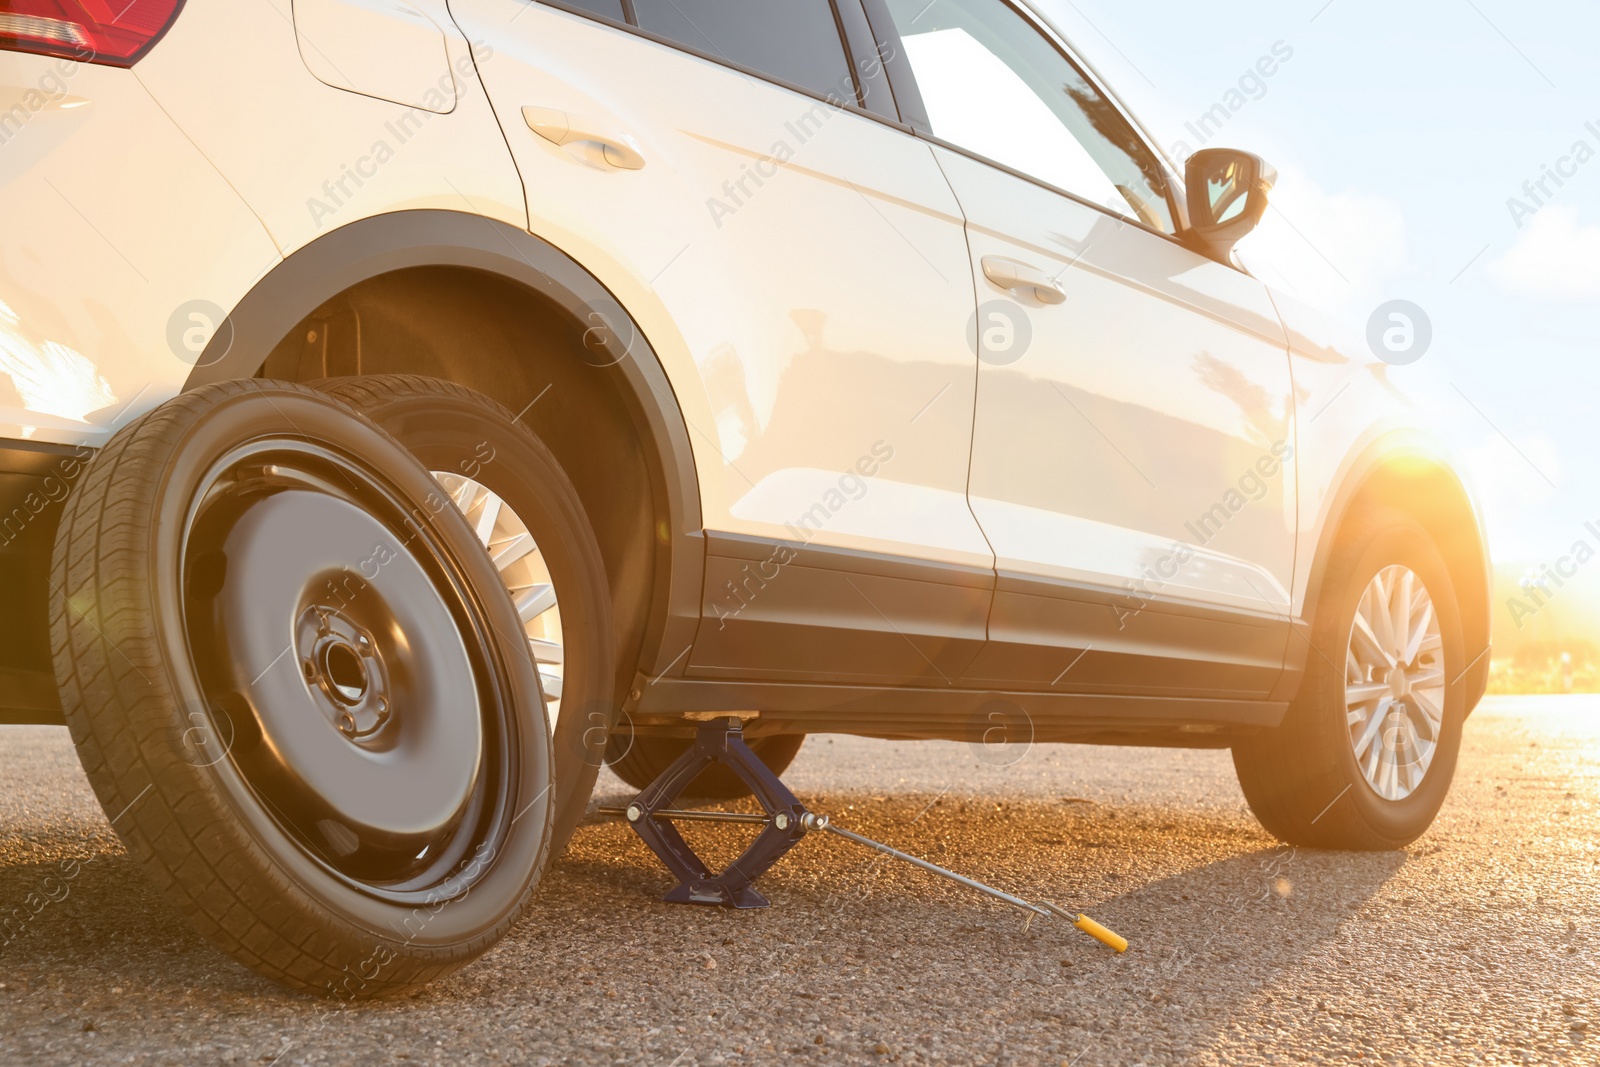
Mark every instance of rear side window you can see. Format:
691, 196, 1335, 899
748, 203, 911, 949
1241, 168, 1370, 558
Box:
630, 0, 857, 101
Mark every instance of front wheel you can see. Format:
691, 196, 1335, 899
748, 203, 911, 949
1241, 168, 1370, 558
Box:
1233, 508, 1466, 850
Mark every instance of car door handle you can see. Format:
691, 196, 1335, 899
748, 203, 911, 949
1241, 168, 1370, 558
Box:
521, 105, 646, 170
981, 256, 1066, 304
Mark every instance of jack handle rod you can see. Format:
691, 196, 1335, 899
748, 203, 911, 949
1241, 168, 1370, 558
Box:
822, 824, 1128, 952
819, 823, 1048, 917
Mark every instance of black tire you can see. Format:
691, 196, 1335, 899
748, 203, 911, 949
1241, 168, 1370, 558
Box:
607, 732, 806, 799
314, 375, 615, 859
1233, 508, 1466, 849
52, 381, 554, 996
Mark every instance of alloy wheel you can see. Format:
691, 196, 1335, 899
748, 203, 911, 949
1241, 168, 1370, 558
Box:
434, 472, 565, 726
1344, 564, 1446, 800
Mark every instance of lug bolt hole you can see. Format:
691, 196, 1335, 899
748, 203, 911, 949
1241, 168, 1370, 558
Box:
322, 643, 368, 705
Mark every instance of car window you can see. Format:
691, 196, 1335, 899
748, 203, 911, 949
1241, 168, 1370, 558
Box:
880, 0, 1174, 233
631, 0, 858, 102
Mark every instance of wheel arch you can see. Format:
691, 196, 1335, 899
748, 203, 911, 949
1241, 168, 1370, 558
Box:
1294, 430, 1491, 714
185, 209, 705, 689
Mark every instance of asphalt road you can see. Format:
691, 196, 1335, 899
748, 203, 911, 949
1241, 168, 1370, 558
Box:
0, 695, 1595, 1065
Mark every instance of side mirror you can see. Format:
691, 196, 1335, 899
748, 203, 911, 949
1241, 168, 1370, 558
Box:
1183, 148, 1276, 263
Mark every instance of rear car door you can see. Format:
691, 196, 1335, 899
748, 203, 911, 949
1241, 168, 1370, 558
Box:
870, 0, 1297, 697
449, 0, 994, 685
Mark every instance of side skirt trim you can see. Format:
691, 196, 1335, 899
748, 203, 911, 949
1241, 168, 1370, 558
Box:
627, 675, 1287, 744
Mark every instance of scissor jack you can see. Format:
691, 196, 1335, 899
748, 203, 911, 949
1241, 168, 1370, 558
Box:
598, 716, 1128, 952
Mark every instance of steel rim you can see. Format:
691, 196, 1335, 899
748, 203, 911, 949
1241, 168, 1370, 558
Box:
433, 472, 564, 728
182, 437, 522, 900
1344, 564, 1446, 801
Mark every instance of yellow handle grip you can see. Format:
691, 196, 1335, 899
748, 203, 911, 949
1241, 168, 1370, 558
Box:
1073, 913, 1128, 953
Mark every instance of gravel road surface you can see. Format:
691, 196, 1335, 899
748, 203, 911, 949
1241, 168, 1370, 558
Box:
0, 695, 1595, 1065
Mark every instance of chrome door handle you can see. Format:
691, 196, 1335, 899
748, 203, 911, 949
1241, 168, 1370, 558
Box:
981, 256, 1066, 304
521, 105, 646, 170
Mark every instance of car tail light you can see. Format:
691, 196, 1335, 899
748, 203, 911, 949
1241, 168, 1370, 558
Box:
0, 1, 184, 66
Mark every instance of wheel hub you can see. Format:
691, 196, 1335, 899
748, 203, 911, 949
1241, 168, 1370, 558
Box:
297, 605, 391, 739
1382, 664, 1412, 700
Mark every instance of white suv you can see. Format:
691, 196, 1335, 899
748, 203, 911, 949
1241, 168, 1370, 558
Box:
0, 0, 1489, 995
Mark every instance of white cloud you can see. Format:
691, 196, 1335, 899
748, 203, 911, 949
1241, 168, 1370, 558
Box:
1232, 166, 1408, 316
1487, 205, 1600, 302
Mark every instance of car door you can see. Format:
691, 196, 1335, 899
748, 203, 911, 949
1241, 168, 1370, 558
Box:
449, 0, 994, 685
870, 0, 1297, 697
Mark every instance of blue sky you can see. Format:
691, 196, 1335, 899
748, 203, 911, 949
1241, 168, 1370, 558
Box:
1039, 0, 1600, 565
